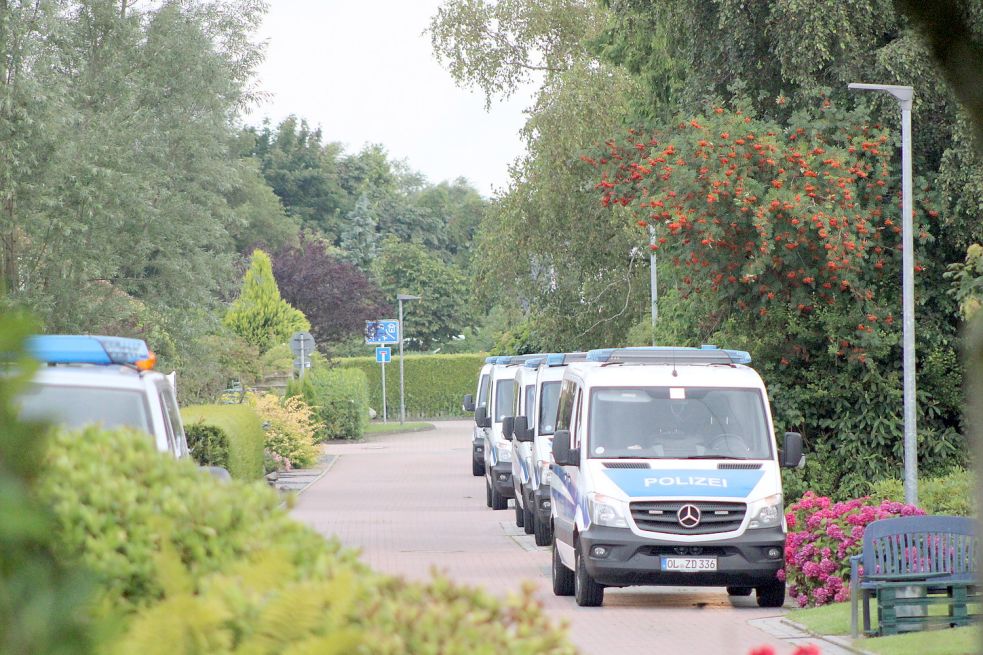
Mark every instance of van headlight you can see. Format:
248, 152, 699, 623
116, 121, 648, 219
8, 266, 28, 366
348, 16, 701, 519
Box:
588, 493, 629, 528
538, 460, 551, 485
747, 494, 783, 529
496, 446, 512, 462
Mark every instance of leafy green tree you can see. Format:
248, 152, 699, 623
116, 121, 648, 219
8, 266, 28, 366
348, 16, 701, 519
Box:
224, 249, 310, 352
371, 237, 472, 350
338, 194, 379, 269
225, 158, 300, 254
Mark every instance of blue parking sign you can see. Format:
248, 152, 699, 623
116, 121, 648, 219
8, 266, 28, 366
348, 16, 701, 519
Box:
375, 347, 392, 364
365, 320, 399, 344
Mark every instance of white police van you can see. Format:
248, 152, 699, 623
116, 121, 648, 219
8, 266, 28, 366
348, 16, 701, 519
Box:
549, 346, 803, 607
462, 357, 494, 476
20, 335, 191, 460
511, 352, 589, 546
509, 357, 544, 533
476, 354, 544, 510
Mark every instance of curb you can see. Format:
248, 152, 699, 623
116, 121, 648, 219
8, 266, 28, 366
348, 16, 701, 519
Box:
778, 618, 872, 655
274, 453, 337, 497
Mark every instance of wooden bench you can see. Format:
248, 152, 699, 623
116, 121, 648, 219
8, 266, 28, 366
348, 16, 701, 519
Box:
849, 516, 979, 637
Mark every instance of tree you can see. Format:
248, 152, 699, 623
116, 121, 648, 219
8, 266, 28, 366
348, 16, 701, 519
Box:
224, 249, 310, 352
371, 238, 472, 350
271, 234, 391, 348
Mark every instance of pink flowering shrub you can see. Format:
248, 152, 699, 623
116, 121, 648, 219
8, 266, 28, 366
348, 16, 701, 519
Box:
782, 491, 923, 607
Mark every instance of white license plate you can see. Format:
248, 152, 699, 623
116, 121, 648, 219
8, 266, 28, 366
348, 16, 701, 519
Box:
661, 556, 717, 572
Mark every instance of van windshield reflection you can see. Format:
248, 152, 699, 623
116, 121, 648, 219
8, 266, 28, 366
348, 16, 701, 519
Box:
588, 387, 771, 460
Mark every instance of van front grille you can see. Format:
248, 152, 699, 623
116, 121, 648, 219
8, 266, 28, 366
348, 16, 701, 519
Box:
630, 500, 746, 535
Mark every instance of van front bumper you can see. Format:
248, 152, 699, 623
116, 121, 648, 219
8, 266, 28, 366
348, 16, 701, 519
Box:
578, 526, 785, 588
489, 462, 514, 497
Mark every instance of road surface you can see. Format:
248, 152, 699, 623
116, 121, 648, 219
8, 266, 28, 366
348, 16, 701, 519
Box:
292, 420, 821, 654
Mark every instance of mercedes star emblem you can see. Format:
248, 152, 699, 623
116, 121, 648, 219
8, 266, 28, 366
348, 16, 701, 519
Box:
677, 504, 701, 528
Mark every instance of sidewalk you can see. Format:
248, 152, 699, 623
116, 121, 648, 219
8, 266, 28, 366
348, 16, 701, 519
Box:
271, 452, 337, 494
751, 617, 868, 655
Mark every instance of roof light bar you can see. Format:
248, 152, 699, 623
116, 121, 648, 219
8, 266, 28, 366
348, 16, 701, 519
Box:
523, 357, 545, 368
27, 335, 153, 367
544, 352, 590, 367
586, 346, 751, 365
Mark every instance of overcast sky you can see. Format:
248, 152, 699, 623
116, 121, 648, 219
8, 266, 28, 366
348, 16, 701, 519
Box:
244, 0, 532, 196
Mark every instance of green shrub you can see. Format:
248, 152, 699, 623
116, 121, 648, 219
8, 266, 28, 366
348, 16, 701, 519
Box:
38, 426, 576, 654
184, 422, 229, 470
246, 392, 321, 468
288, 367, 369, 441
180, 404, 264, 480
336, 353, 485, 419
870, 468, 976, 516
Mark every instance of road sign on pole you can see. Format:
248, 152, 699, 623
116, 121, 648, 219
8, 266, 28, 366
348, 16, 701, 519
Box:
290, 331, 315, 378
365, 320, 399, 344
375, 347, 391, 423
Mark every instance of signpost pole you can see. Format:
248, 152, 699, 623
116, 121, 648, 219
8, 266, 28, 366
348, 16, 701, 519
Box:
299, 339, 306, 380
381, 359, 387, 423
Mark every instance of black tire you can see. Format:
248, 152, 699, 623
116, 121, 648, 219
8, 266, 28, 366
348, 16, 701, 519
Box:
490, 483, 507, 510
485, 478, 492, 508
574, 543, 604, 607
523, 504, 535, 535
726, 586, 753, 597
756, 580, 786, 608
534, 513, 552, 547
552, 537, 574, 596
472, 458, 484, 477
514, 497, 524, 527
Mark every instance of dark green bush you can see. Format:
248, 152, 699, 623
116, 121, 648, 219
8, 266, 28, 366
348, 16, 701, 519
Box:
184, 421, 229, 470
336, 353, 485, 419
38, 426, 576, 654
288, 367, 369, 440
180, 404, 264, 480
870, 468, 976, 516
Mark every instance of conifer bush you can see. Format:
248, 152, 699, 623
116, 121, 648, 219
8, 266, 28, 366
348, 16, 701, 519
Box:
288, 367, 369, 440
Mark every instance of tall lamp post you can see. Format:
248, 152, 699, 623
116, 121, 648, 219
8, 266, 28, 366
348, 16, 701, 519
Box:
648, 225, 659, 346
848, 82, 918, 505
397, 293, 421, 424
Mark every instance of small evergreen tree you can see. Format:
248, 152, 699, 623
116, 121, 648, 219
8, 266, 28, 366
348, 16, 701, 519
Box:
224, 249, 310, 352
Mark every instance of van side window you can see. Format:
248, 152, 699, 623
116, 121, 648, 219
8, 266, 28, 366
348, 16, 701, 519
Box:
555, 380, 575, 432
524, 384, 535, 418
572, 389, 584, 449
477, 374, 490, 408
156, 382, 187, 458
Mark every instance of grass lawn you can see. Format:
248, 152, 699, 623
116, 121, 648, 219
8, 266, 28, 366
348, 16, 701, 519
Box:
787, 601, 980, 654
364, 421, 433, 435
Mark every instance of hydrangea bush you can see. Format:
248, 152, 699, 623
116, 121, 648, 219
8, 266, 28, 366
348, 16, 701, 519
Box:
782, 491, 923, 607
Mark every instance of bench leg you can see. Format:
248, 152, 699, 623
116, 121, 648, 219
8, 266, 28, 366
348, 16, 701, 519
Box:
950, 585, 969, 627
879, 587, 898, 636
863, 591, 874, 636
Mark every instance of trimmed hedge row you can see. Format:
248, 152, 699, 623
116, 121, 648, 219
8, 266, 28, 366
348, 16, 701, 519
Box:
336, 353, 485, 419
180, 404, 265, 480
287, 367, 370, 441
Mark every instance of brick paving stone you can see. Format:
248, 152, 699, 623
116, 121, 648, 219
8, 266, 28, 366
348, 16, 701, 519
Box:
293, 420, 812, 655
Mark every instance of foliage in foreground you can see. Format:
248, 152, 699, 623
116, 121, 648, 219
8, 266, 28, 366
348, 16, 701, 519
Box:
37, 426, 576, 654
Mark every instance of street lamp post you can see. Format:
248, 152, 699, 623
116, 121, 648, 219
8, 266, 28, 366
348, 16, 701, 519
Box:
396, 293, 421, 424
848, 82, 918, 505
648, 225, 658, 346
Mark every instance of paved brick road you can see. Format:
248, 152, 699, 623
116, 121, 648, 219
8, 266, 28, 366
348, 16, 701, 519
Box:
292, 420, 815, 655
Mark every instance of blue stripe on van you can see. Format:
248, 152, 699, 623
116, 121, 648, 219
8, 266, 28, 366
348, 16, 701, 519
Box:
602, 467, 764, 498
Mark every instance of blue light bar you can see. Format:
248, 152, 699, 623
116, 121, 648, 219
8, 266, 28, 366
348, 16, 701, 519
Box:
485, 356, 498, 364
27, 335, 151, 366
523, 358, 545, 368
545, 352, 590, 367
586, 346, 751, 365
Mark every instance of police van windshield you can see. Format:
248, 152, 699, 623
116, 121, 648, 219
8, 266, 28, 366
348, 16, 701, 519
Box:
588, 387, 771, 459
494, 379, 515, 422
538, 381, 561, 435
18, 384, 152, 434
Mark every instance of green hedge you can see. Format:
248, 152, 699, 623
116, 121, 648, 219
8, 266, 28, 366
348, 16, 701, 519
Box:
180, 404, 264, 480
36, 426, 576, 653
288, 367, 369, 441
870, 468, 976, 516
184, 422, 229, 470
336, 353, 485, 419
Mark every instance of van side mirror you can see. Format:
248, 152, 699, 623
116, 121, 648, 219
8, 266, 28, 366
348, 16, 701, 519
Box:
782, 431, 804, 468
201, 465, 231, 482
474, 406, 491, 429
552, 429, 579, 467
502, 416, 515, 440
463, 394, 475, 413
513, 416, 533, 442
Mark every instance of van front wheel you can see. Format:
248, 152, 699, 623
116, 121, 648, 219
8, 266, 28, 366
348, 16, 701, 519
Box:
756, 580, 786, 608
574, 545, 604, 607
551, 538, 574, 596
